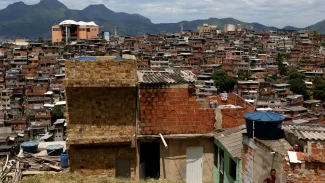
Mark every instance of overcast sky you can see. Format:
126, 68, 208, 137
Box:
1, 0, 325, 28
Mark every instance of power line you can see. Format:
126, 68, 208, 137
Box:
19, 0, 50, 38
39, 0, 51, 12
0, 23, 22, 37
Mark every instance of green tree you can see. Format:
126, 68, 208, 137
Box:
53, 105, 64, 119
313, 77, 325, 101
288, 78, 310, 99
275, 53, 288, 76
237, 70, 251, 81
278, 62, 287, 76
286, 69, 309, 99
311, 31, 318, 41
212, 70, 237, 92
38, 36, 44, 43
286, 69, 306, 80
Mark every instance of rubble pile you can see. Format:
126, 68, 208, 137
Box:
0, 153, 63, 183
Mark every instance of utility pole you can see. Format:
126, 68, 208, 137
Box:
65, 25, 68, 45
114, 26, 119, 36
180, 23, 184, 33
250, 24, 254, 32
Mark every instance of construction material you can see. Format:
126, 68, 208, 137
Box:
159, 133, 168, 149
0, 152, 63, 183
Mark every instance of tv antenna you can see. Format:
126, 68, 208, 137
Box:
250, 24, 254, 32
113, 26, 119, 36
180, 23, 184, 33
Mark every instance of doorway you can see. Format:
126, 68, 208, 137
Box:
186, 146, 203, 183
140, 142, 160, 179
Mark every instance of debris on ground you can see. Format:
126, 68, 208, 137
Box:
0, 152, 63, 183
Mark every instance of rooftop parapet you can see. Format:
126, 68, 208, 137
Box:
64, 56, 138, 88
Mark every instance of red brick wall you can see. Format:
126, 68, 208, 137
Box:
310, 142, 325, 155
139, 87, 215, 135
286, 162, 325, 183
22, 65, 38, 76
221, 108, 253, 128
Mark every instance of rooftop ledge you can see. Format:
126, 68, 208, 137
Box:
64, 79, 137, 87
64, 59, 138, 87
66, 135, 134, 147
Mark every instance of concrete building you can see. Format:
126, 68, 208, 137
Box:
242, 123, 325, 183
237, 80, 260, 103
52, 20, 99, 43
214, 125, 245, 183
224, 24, 236, 33
198, 24, 218, 36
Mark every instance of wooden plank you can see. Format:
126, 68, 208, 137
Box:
22, 171, 57, 175
43, 163, 62, 171
7, 171, 57, 176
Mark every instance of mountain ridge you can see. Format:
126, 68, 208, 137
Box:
0, 0, 322, 39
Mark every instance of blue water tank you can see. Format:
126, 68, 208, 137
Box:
46, 144, 64, 156
244, 112, 285, 140
21, 141, 39, 154
60, 152, 68, 168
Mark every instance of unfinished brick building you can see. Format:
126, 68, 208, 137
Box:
135, 70, 254, 182
137, 70, 214, 182
65, 57, 138, 178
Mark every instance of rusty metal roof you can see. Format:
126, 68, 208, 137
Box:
282, 124, 325, 141
137, 69, 195, 84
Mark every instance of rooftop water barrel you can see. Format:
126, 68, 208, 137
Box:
244, 112, 285, 140
60, 152, 68, 168
46, 144, 64, 156
21, 141, 39, 154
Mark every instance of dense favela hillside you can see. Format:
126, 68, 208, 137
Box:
1, 0, 319, 39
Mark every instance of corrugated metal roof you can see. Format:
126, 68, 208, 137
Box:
285, 106, 308, 112
282, 124, 325, 140
72, 56, 99, 61
256, 138, 292, 155
138, 69, 195, 84
215, 125, 246, 158
54, 119, 65, 125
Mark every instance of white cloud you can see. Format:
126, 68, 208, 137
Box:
1, 0, 325, 28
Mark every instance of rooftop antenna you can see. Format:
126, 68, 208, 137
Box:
180, 23, 184, 33
114, 26, 119, 36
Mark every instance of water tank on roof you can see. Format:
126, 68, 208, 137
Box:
244, 112, 285, 140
